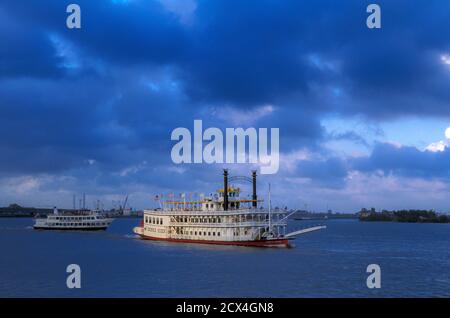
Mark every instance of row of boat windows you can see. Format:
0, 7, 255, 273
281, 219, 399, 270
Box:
179, 229, 221, 237
145, 215, 269, 225
177, 229, 248, 236
205, 202, 240, 209
145, 216, 163, 225
50, 223, 107, 226
175, 217, 222, 223
234, 230, 249, 236
173, 216, 269, 223
53, 216, 97, 221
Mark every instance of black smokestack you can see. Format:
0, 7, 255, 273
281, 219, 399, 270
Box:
252, 170, 257, 208
223, 169, 228, 211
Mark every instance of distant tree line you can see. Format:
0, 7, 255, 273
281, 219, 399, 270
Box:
359, 209, 450, 223
0, 204, 55, 217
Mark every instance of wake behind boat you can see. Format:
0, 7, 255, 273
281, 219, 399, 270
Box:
133, 170, 325, 248
34, 207, 114, 231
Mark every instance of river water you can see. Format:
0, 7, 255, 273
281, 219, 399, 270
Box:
0, 218, 449, 297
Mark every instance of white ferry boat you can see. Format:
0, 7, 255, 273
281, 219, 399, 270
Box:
133, 170, 325, 247
34, 208, 114, 231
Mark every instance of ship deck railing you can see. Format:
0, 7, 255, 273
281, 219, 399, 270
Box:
167, 221, 287, 228
144, 209, 287, 216
168, 234, 274, 241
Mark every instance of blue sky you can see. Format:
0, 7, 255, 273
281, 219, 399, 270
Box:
1, 0, 450, 212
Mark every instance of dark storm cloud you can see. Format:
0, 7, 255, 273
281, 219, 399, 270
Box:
329, 131, 369, 147
290, 141, 450, 189
2, 0, 450, 206
1, 1, 189, 66
2, 1, 450, 114
352, 143, 450, 179
295, 157, 349, 188
0, 7, 63, 78
0, 71, 186, 175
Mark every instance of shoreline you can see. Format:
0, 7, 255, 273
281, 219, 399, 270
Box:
359, 209, 450, 224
